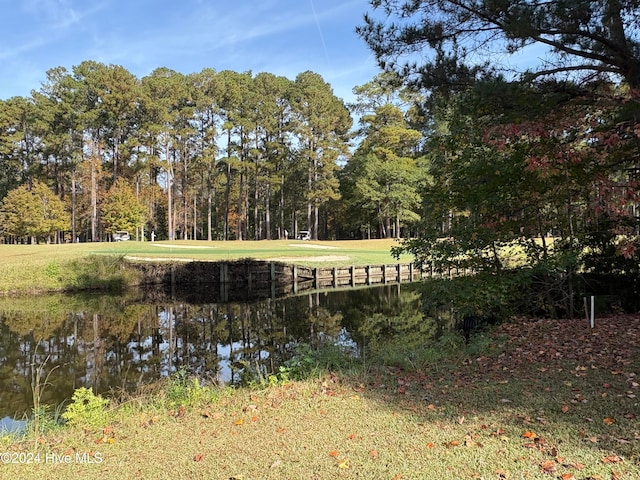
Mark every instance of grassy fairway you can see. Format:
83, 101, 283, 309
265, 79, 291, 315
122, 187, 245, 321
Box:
0, 239, 412, 294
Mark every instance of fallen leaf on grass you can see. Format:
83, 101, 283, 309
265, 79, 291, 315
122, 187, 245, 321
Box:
522, 431, 538, 439
443, 440, 460, 448
369, 450, 379, 459
328, 450, 339, 457
603, 417, 616, 425
426, 442, 435, 448
193, 453, 203, 462
561, 405, 570, 413
601, 454, 624, 463
540, 459, 556, 474
560, 473, 576, 480
338, 460, 349, 469
234, 418, 244, 425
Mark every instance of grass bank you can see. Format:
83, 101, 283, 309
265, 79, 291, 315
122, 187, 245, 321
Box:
1, 315, 638, 479
0, 239, 411, 294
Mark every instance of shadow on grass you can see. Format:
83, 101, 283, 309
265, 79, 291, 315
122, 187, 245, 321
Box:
335, 316, 640, 477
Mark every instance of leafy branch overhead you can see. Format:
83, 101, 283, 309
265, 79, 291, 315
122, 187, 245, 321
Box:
358, 0, 640, 91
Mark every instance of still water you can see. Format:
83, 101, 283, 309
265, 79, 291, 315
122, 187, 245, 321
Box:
0, 282, 448, 420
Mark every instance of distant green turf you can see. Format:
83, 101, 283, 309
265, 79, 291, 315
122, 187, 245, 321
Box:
0, 239, 413, 294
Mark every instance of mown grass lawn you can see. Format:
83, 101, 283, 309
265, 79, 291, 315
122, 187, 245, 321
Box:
1, 315, 638, 479
0, 239, 412, 294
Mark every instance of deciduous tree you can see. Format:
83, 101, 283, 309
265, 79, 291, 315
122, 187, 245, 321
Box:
0, 180, 69, 243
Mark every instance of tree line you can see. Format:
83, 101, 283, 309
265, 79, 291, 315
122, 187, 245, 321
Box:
0, 63, 425, 243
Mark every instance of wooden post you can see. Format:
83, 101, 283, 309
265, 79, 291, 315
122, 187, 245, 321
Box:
270, 262, 276, 298
350, 266, 355, 286
383, 264, 387, 283
219, 263, 228, 302
313, 268, 318, 289
409, 263, 414, 281
292, 265, 298, 294
397, 264, 401, 283
332, 267, 337, 288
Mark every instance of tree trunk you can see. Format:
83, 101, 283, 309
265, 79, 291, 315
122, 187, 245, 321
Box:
90, 153, 97, 242
279, 176, 285, 239
265, 181, 271, 240
167, 144, 174, 241
224, 161, 231, 240
207, 180, 213, 241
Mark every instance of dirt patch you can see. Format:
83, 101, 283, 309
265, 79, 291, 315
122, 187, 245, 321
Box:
287, 243, 338, 249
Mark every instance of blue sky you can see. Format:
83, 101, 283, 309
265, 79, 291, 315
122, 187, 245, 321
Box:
0, 0, 382, 103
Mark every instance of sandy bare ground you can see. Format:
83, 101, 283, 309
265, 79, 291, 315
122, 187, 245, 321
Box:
287, 243, 338, 249
267, 255, 351, 262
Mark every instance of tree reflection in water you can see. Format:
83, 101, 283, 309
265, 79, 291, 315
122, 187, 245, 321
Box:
0, 283, 436, 419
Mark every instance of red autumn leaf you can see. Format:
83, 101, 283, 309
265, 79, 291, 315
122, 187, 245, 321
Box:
560, 473, 576, 480
194, 453, 203, 462
369, 450, 379, 459
328, 450, 339, 457
426, 442, 435, 448
561, 405, 570, 413
522, 431, 538, 439
603, 417, 616, 425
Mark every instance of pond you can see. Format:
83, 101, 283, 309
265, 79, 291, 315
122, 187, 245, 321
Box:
0, 282, 455, 421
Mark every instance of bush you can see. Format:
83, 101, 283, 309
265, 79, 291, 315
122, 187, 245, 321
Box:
166, 368, 200, 406
61, 387, 109, 428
